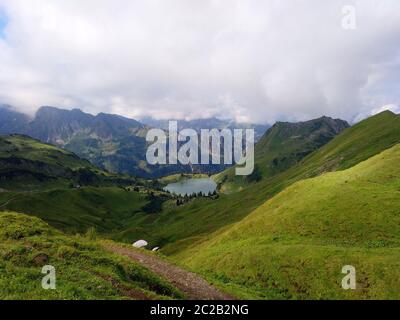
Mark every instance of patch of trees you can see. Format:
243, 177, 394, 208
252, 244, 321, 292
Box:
246, 164, 262, 183
172, 190, 219, 206
73, 168, 100, 185
142, 192, 167, 213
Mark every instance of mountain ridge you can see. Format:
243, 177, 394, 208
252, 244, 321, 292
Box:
215, 115, 350, 193
0, 105, 268, 178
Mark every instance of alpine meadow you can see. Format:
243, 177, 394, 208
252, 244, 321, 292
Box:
1, 0, 400, 308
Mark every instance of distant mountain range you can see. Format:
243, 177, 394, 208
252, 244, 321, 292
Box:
0, 105, 269, 178
140, 116, 269, 141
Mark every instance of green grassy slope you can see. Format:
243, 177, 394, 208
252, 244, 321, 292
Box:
177, 144, 400, 299
0, 187, 150, 235
0, 186, 175, 245
281, 110, 400, 177
215, 117, 349, 193
0, 211, 183, 300
116, 111, 400, 255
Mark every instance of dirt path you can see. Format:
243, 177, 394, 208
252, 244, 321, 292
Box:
104, 244, 233, 300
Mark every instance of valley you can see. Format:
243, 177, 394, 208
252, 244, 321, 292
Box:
1, 109, 400, 299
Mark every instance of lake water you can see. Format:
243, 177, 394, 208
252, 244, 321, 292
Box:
163, 178, 217, 196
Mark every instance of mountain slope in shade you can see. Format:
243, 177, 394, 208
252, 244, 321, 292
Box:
29, 106, 146, 144
0, 134, 139, 190
179, 143, 400, 299
215, 116, 349, 193
0, 134, 100, 189
0, 105, 31, 134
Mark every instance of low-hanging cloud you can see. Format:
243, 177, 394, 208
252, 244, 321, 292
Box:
0, 0, 399, 124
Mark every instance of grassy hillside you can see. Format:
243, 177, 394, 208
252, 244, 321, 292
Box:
177, 144, 400, 299
0, 211, 183, 300
114, 111, 400, 255
0, 186, 173, 242
215, 116, 349, 193
282, 110, 400, 177
0, 187, 147, 234
0, 134, 131, 190
0, 134, 173, 243
0, 134, 93, 169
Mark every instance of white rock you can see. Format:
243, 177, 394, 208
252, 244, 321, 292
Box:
152, 247, 160, 252
132, 240, 148, 248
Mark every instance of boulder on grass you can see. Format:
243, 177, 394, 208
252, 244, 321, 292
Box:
132, 240, 148, 248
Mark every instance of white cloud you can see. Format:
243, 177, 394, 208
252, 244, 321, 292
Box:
0, 0, 399, 123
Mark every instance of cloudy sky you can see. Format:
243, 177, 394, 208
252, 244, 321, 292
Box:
0, 0, 399, 124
